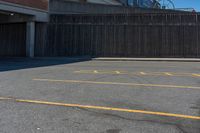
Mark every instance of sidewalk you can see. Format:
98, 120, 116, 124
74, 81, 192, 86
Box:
93, 58, 200, 62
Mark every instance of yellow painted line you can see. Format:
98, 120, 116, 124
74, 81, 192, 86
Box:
75, 70, 125, 75
74, 70, 200, 78
165, 72, 173, 76
33, 78, 200, 90
115, 71, 121, 74
140, 72, 146, 75
94, 70, 99, 74
0, 97, 199, 120
0, 97, 12, 100
192, 74, 200, 77
74, 71, 82, 73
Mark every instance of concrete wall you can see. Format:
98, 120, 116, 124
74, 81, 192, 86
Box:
0, 0, 49, 22
0, 0, 49, 57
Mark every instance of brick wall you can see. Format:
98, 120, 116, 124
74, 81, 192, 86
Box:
0, 0, 48, 10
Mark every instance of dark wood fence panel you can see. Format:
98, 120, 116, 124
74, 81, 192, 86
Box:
183, 26, 198, 57
35, 23, 47, 56
0, 23, 26, 57
35, 14, 200, 57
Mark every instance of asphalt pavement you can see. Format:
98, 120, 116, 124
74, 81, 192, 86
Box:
0, 58, 199, 133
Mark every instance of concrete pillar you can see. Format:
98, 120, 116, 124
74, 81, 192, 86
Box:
26, 21, 35, 57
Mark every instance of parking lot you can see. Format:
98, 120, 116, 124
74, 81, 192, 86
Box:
0, 58, 200, 133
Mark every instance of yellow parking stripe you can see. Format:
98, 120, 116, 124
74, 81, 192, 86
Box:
140, 72, 146, 75
33, 78, 200, 90
94, 70, 99, 74
74, 70, 200, 78
115, 71, 121, 74
0, 97, 12, 100
192, 74, 200, 77
0, 97, 199, 120
165, 73, 173, 76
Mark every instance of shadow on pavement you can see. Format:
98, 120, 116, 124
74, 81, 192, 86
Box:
0, 57, 92, 72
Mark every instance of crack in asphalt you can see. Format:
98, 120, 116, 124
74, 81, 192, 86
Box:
77, 107, 200, 133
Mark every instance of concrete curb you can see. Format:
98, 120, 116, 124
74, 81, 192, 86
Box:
1, 57, 200, 62
92, 58, 200, 62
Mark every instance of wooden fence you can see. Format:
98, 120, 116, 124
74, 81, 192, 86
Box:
35, 13, 200, 57
0, 23, 26, 57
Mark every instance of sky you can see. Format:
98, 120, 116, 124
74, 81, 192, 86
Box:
172, 0, 200, 11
